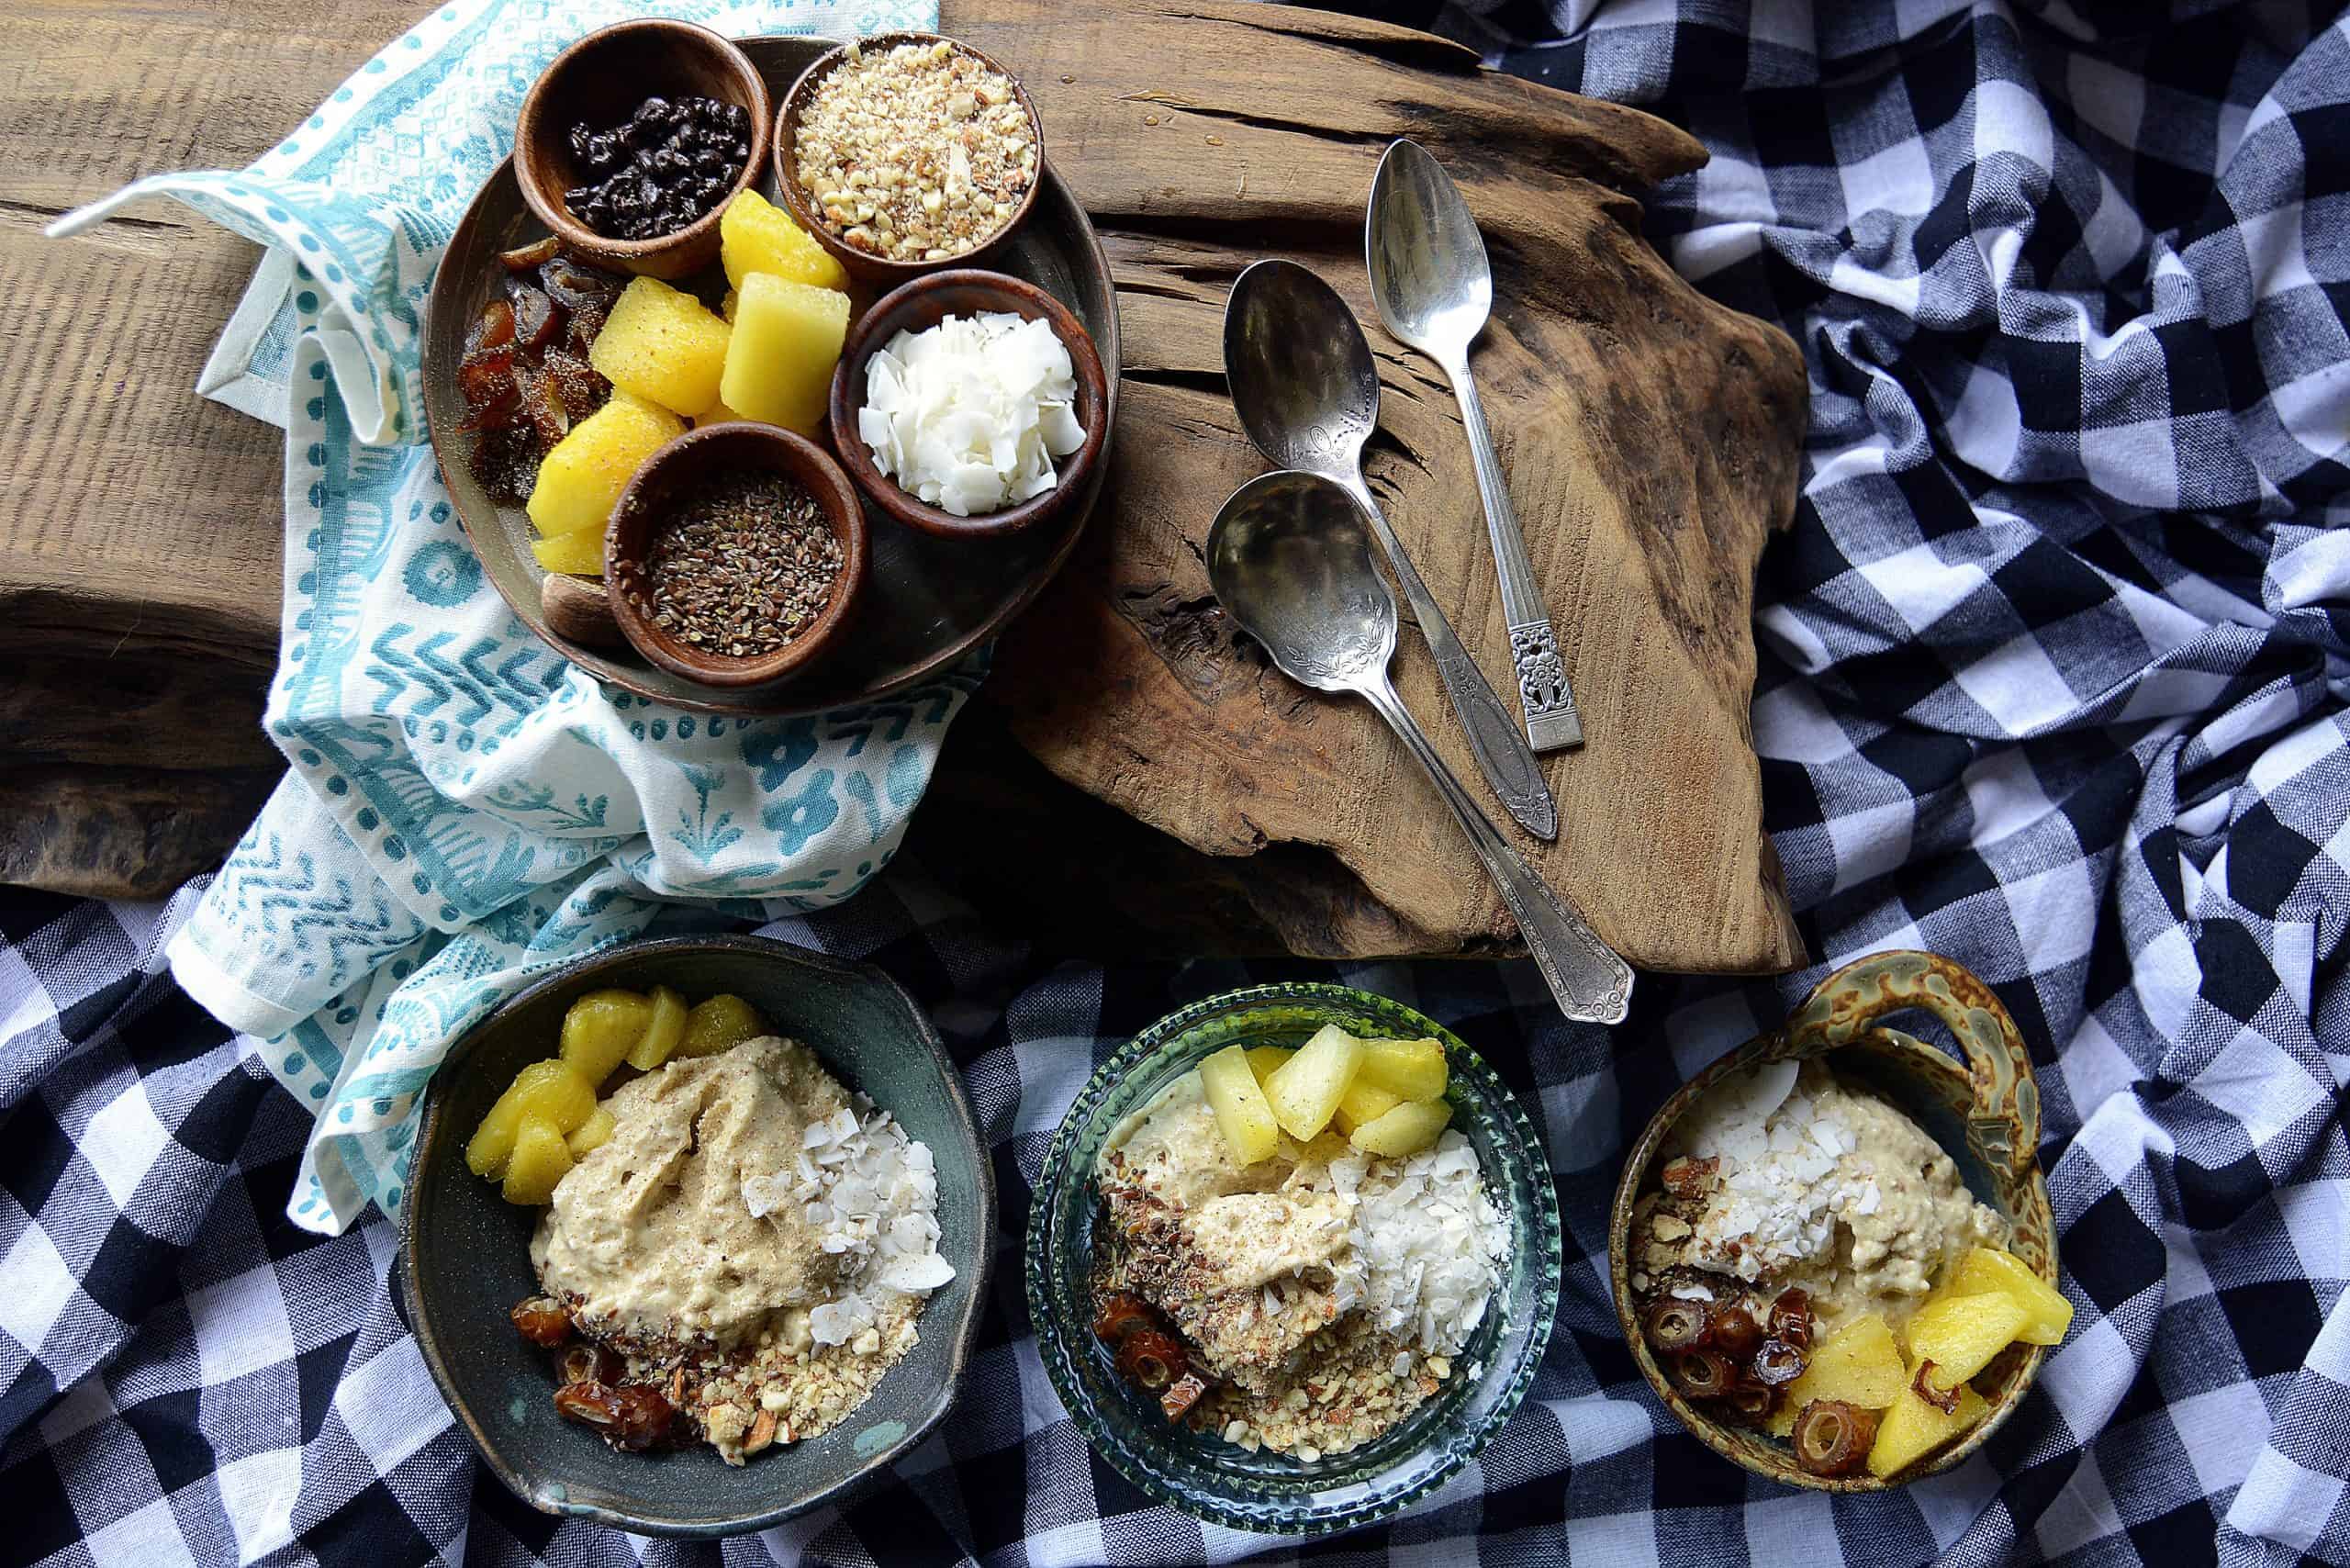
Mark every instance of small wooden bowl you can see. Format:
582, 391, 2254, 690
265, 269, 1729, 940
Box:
772, 33, 1046, 284
827, 269, 1109, 541
1608, 950, 2059, 1491
514, 20, 772, 280
604, 422, 867, 689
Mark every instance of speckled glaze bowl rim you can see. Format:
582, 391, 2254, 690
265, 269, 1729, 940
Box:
1606, 960, 2055, 1492
399, 932, 997, 1538
1025, 981, 1562, 1535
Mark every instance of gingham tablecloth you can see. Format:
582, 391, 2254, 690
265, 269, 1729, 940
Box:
6, 0, 2348, 1562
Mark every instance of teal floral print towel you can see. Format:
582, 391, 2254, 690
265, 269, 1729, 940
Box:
50, 0, 946, 1235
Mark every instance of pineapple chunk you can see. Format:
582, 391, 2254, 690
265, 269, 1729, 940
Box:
1348, 1097, 1452, 1157
1866, 1373, 1987, 1478
721, 188, 850, 293
1907, 1292, 2031, 1392
558, 989, 653, 1083
1198, 1045, 1280, 1164
1356, 1037, 1448, 1102
695, 397, 750, 427
1245, 1046, 1294, 1086
1781, 1312, 1908, 1415
501, 1114, 575, 1204
1263, 1024, 1364, 1139
677, 993, 768, 1058
524, 392, 685, 538
1947, 1247, 2074, 1345
565, 1104, 615, 1158
589, 275, 732, 418
464, 1058, 597, 1178
625, 985, 689, 1070
531, 528, 605, 576
718, 273, 848, 434
1331, 1077, 1404, 1136
721, 289, 737, 322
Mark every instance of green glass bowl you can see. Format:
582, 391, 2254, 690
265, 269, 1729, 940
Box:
1025, 983, 1561, 1534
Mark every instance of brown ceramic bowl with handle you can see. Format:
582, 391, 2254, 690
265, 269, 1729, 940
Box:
772, 32, 1045, 285
604, 421, 867, 690
827, 269, 1109, 541
514, 19, 772, 280
1608, 950, 2060, 1492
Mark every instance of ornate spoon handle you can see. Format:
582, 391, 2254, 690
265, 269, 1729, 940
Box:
1346, 480, 1559, 842
1451, 362, 1583, 752
1360, 675, 1630, 1024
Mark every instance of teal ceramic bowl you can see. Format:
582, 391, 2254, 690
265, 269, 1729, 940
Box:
401, 934, 994, 1537
1026, 983, 1561, 1534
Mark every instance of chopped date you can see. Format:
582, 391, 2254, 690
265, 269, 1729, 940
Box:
509, 1295, 573, 1347
553, 1380, 677, 1451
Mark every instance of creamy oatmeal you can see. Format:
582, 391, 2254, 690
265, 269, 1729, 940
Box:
1091, 1070, 1504, 1461
528, 1036, 953, 1462
1630, 1058, 2008, 1338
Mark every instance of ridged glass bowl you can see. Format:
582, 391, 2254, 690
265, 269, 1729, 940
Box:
1024, 983, 1561, 1534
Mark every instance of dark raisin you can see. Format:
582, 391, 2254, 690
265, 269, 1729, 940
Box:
633, 95, 669, 125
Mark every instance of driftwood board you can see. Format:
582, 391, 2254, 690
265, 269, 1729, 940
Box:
0, 0, 1805, 974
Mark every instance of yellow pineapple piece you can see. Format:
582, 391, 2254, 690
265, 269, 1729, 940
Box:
1199, 1045, 1280, 1164
524, 392, 684, 539
558, 989, 653, 1083
721, 289, 737, 321
464, 1058, 597, 1179
718, 273, 848, 434
1331, 1077, 1404, 1136
501, 1114, 575, 1205
1782, 1313, 1908, 1416
676, 993, 768, 1058
1356, 1037, 1448, 1102
1263, 1024, 1364, 1140
565, 1104, 615, 1158
531, 529, 605, 576
721, 188, 850, 293
1908, 1293, 2031, 1392
695, 397, 751, 427
1348, 1097, 1452, 1157
624, 985, 689, 1070
589, 275, 733, 418
1245, 1046, 1294, 1086
1947, 1247, 2074, 1345
1867, 1373, 1987, 1478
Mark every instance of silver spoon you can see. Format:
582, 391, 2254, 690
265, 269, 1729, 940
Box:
1224, 259, 1560, 844
1368, 139, 1584, 753
1209, 469, 1632, 1025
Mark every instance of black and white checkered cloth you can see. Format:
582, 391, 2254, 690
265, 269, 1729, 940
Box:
6, 0, 2348, 1562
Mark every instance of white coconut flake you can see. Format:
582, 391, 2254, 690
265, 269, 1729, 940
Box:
858, 311, 1087, 517
1322, 1130, 1506, 1358
747, 1100, 955, 1347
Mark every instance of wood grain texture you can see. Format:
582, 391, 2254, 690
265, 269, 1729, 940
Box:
966, 0, 1808, 972
2, 0, 1805, 973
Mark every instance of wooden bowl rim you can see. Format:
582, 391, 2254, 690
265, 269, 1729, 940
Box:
825, 267, 1110, 541
602, 422, 869, 689
514, 18, 773, 274
1604, 952, 2057, 1492
770, 31, 1046, 282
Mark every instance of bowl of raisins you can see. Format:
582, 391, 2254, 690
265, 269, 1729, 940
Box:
515, 18, 771, 280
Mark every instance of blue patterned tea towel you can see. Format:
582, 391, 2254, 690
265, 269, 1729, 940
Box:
49, 0, 945, 1235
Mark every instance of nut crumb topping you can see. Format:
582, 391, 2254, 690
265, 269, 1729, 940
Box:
795, 39, 1037, 263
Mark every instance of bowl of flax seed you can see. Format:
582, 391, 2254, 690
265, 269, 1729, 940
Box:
604, 422, 869, 689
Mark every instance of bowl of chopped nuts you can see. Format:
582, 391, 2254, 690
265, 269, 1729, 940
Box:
1026, 982, 1561, 1534
603, 421, 869, 689
773, 33, 1046, 283
1609, 950, 2062, 1492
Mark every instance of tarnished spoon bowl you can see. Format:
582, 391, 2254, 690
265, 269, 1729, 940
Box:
1204, 470, 1393, 690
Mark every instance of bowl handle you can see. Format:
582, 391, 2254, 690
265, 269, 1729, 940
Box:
1781, 950, 2042, 1177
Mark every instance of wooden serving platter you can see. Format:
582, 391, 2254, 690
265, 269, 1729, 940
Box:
420, 34, 1121, 715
